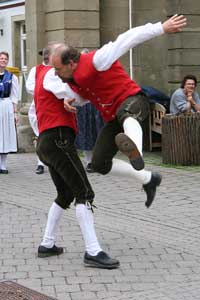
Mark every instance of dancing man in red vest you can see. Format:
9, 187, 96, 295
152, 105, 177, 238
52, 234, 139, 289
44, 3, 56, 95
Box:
52, 15, 187, 208
32, 43, 120, 269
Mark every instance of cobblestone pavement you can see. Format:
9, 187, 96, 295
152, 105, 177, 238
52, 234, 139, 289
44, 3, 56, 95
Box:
0, 153, 200, 300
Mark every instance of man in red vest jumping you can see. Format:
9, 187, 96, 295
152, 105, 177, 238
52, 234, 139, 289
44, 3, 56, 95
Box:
52, 14, 187, 208
33, 43, 120, 269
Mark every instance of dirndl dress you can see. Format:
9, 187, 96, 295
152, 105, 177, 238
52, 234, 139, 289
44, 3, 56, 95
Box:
75, 102, 104, 151
0, 73, 19, 154
0, 97, 17, 153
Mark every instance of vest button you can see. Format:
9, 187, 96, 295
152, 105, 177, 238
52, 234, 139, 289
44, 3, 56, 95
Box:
112, 115, 115, 118
106, 110, 109, 114
97, 97, 100, 101
86, 88, 90, 91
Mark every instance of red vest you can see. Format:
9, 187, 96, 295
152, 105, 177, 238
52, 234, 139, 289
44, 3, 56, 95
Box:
70, 51, 141, 122
34, 65, 77, 134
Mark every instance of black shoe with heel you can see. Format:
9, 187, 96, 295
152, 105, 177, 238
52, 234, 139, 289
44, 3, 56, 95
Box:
86, 163, 95, 173
84, 251, 120, 269
0, 169, 8, 174
143, 172, 162, 208
36, 165, 44, 174
38, 245, 63, 258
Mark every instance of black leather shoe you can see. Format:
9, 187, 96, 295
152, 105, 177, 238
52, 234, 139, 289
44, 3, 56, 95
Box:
38, 245, 63, 258
143, 172, 162, 208
35, 165, 44, 174
86, 163, 95, 173
84, 251, 120, 269
0, 169, 8, 174
115, 133, 144, 170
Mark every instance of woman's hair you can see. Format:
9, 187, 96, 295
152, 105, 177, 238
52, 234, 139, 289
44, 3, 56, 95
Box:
0, 51, 9, 59
181, 74, 197, 88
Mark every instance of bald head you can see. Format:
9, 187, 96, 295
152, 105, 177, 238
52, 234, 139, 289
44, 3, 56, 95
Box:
51, 44, 80, 82
43, 42, 63, 65
53, 44, 80, 65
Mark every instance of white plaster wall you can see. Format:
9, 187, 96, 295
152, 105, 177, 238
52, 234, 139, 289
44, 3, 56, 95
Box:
0, 1, 25, 66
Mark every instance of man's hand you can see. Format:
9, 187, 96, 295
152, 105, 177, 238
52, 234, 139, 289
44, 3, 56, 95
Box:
185, 88, 196, 107
184, 87, 193, 97
64, 98, 77, 113
162, 14, 187, 33
184, 87, 195, 105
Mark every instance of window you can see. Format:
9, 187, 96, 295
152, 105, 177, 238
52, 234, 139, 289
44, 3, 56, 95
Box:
20, 21, 26, 71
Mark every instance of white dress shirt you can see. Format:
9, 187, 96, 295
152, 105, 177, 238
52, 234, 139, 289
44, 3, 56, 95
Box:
93, 22, 164, 71
26, 67, 86, 136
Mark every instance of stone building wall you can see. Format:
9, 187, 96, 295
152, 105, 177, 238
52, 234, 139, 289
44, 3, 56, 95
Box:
100, 0, 200, 94
25, 0, 200, 93
166, 0, 200, 94
21, 0, 200, 151
25, 0, 100, 69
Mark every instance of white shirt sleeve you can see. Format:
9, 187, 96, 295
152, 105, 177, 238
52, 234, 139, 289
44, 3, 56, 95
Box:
26, 66, 36, 95
93, 22, 164, 71
43, 68, 88, 106
28, 100, 39, 136
10, 74, 19, 104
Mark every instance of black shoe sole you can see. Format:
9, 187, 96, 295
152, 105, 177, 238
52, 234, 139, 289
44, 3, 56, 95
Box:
38, 250, 63, 258
84, 258, 120, 269
115, 133, 144, 170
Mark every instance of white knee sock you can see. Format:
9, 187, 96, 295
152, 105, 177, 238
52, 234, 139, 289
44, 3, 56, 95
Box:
110, 158, 151, 185
41, 202, 64, 248
123, 117, 143, 155
37, 156, 44, 166
84, 150, 93, 163
76, 204, 102, 256
1, 154, 8, 170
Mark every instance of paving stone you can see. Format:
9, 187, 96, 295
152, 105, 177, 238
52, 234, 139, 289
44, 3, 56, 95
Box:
0, 152, 200, 300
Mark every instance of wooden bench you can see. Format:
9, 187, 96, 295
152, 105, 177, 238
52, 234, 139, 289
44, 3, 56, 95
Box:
148, 103, 166, 151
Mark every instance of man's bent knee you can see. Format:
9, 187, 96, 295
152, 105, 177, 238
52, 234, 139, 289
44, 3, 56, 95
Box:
116, 94, 150, 125
55, 197, 73, 209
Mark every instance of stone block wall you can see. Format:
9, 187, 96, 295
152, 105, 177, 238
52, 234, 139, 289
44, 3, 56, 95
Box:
131, 0, 169, 93
45, 0, 100, 50
100, 0, 130, 70
26, 0, 200, 93
26, 0, 100, 68
22, 0, 200, 152
166, 0, 200, 94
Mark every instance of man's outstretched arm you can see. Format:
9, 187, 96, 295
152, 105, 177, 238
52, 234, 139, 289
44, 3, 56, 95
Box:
94, 14, 187, 71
